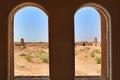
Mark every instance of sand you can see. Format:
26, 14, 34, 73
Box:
14, 43, 101, 76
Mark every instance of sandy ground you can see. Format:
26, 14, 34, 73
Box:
75, 46, 101, 76
14, 46, 49, 76
14, 44, 101, 76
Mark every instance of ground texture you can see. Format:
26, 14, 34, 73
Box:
14, 43, 101, 76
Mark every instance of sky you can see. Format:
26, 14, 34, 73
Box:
14, 6, 101, 42
14, 6, 48, 42
75, 7, 101, 42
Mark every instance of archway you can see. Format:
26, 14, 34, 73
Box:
8, 3, 49, 80
74, 3, 111, 80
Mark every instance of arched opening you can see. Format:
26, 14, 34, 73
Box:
74, 4, 111, 80
75, 7, 101, 76
8, 3, 49, 80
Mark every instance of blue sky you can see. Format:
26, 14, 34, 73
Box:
14, 6, 101, 42
75, 7, 101, 42
14, 6, 48, 42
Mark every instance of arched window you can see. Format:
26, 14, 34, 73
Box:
8, 3, 49, 80
75, 7, 101, 76
74, 4, 111, 80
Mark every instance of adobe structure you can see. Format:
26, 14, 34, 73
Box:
15, 38, 25, 47
75, 37, 101, 46
93, 37, 101, 46
20, 38, 25, 46
1, 0, 120, 80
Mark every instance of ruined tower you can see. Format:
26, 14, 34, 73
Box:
93, 37, 98, 43
20, 38, 25, 47
93, 37, 98, 46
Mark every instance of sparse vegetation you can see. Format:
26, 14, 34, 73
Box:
91, 52, 95, 58
39, 49, 49, 63
93, 49, 101, 54
25, 55, 33, 62
19, 53, 26, 56
18, 48, 49, 64
95, 56, 101, 64
39, 56, 49, 63
15, 42, 101, 76
79, 47, 90, 53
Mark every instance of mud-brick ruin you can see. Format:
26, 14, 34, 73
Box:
75, 37, 101, 46
15, 38, 25, 47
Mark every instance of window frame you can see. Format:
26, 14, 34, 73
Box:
74, 3, 112, 80
8, 2, 49, 80
7, 2, 112, 80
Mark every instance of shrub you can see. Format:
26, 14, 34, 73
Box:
39, 49, 48, 56
19, 53, 26, 56
95, 56, 102, 64
25, 55, 32, 62
91, 52, 95, 58
40, 56, 49, 63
